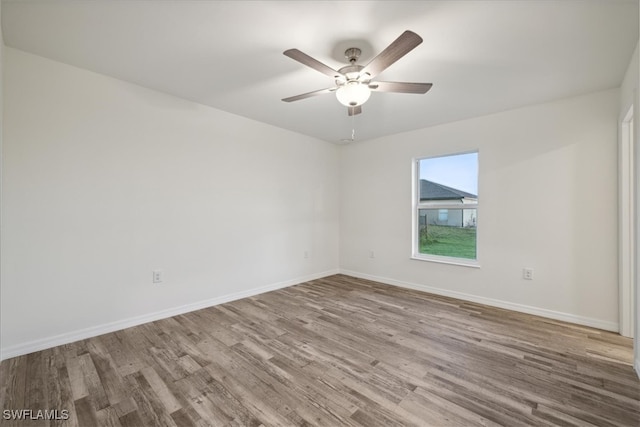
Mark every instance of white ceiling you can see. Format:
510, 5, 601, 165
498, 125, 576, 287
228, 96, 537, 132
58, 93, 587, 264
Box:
2, 1, 638, 143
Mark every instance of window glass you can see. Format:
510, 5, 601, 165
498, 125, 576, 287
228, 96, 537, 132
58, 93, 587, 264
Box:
415, 152, 478, 262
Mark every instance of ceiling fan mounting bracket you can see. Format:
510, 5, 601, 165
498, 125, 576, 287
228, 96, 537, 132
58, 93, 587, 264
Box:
344, 47, 362, 64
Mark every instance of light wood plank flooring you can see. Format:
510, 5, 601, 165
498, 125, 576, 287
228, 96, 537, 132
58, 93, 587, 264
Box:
1, 274, 638, 426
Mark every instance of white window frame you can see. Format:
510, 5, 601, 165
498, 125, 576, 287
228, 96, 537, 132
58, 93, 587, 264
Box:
411, 151, 480, 268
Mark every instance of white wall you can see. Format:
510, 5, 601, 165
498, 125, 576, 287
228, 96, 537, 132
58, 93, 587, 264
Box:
340, 89, 620, 330
1, 48, 340, 359
0, 43, 632, 361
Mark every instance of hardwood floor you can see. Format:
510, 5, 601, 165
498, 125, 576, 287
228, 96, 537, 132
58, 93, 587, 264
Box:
1, 274, 638, 426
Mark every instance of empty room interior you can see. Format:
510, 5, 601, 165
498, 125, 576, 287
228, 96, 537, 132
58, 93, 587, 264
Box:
1, 1, 640, 426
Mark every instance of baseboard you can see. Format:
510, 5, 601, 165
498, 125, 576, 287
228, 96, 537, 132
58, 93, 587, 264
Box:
339, 269, 619, 333
0, 269, 339, 361
635, 357, 640, 379
2, 268, 619, 361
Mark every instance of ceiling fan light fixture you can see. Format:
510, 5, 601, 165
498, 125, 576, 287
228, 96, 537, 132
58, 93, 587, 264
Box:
336, 82, 371, 107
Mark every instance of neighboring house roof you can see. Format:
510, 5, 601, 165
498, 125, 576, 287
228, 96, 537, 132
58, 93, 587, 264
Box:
420, 180, 477, 201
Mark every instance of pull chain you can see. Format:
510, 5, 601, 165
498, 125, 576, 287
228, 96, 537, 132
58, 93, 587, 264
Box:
341, 113, 357, 143
350, 113, 355, 141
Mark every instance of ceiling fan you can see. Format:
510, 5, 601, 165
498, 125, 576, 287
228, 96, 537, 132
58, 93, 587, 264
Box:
282, 30, 432, 116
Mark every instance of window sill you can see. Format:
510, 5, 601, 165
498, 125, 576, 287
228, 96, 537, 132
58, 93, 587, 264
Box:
411, 254, 481, 268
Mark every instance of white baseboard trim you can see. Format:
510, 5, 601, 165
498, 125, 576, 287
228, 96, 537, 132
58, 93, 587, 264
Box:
635, 358, 640, 379
339, 269, 619, 333
0, 269, 339, 361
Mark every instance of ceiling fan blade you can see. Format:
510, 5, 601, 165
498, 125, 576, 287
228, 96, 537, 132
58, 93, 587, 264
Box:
282, 87, 336, 103
348, 106, 362, 116
361, 30, 423, 78
369, 81, 432, 94
283, 49, 341, 78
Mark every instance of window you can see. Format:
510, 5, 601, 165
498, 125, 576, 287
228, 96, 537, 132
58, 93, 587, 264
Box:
413, 151, 478, 265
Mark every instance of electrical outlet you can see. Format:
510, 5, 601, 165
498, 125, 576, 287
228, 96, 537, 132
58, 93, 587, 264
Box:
153, 270, 163, 284
369, 250, 375, 259
523, 268, 534, 280
304, 250, 309, 259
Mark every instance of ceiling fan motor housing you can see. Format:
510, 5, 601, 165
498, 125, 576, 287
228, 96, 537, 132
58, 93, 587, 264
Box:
336, 64, 367, 84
